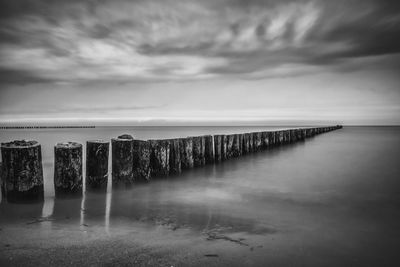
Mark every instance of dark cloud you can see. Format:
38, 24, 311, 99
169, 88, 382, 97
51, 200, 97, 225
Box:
0, 68, 55, 85
0, 0, 399, 82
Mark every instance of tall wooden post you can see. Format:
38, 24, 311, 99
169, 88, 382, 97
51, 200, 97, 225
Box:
168, 139, 181, 175
149, 140, 170, 177
112, 134, 134, 186
214, 135, 222, 162
179, 137, 194, 169
86, 140, 109, 191
132, 140, 151, 182
192, 136, 205, 167
204, 135, 214, 164
54, 142, 83, 197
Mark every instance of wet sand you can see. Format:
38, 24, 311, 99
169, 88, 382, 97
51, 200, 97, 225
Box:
1, 127, 400, 266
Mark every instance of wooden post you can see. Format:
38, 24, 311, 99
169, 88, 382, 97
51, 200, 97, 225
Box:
112, 134, 134, 186
86, 140, 109, 191
290, 130, 297, 142
54, 142, 83, 197
242, 133, 250, 154
168, 139, 181, 175
231, 134, 241, 157
248, 133, 254, 152
221, 135, 227, 160
267, 132, 274, 146
204, 135, 214, 164
179, 137, 194, 169
226, 134, 234, 159
149, 139, 170, 177
192, 136, 205, 167
1, 140, 44, 202
254, 132, 262, 151
214, 135, 222, 162
261, 132, 269, 149
132, 140, 151, 182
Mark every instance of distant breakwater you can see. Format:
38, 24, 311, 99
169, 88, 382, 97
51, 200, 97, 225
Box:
0, 126, 96, 129
0, 126, 342, 203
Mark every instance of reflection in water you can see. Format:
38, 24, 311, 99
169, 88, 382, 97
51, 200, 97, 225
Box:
80, 192, 86, 229
42, 197, 54, 218
105, 191, 111, 234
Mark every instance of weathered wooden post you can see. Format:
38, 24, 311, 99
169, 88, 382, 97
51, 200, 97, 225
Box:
242, 133, 250, 154
221, 135, 227, 160
86, 140, 109, 191
214, 135, 222, 162
179, 137, 194, 169
132, 140, 151, 182
112, 134, 134, 186
204, 135, 214, 164
231, 134, 241, 157
149, 139, 170, 177
290, 130, 297, 142
192, 136, 205, 167
226, 134, 234, 159
268, 132, 275, 146
254, 132, 262, 151
302, 129, 307, 140
1, 140, 44, 202
168, 139, 181, 175
261, 132, 269, 149
237, 134, 243, 156
54, 142, 83, 197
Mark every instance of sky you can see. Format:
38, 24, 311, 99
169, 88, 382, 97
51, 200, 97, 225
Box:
0, 0, 399, 126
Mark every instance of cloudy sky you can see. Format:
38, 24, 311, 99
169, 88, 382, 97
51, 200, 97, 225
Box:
0, 0, 399, 125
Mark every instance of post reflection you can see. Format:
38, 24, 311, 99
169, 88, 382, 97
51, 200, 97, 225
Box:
105, 168, 112, 233
41, 197, 54, 218
80, 192, 86, 230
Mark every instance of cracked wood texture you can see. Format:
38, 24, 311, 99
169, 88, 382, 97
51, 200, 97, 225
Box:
86, 140, 109, 191
1, 140, 44, 203
112, 134, 134, 186
54, 142, 83, 197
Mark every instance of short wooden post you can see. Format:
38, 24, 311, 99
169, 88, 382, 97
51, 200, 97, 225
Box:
112, 134, 134, 186
149, 139, 170, 177
132, 140, 151, 182
179, 137, 194, 169
204, 135, 214, 164
1, 140, 44, 202
168, 139, 181, 174
54, 142, 83, 197
86, 140, 109, 191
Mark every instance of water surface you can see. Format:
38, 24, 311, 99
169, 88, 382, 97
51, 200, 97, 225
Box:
0, 126, 399, 266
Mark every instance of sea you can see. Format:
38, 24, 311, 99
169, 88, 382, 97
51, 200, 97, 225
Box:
0, 126, 399, 266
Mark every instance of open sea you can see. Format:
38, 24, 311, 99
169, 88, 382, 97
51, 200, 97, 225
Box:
0, 126, 400, 266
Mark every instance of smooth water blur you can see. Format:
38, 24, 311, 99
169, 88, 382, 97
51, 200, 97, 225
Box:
1, 127, 400, 266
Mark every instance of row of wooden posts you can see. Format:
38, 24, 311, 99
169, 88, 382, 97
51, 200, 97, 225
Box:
0, 126, 342, 203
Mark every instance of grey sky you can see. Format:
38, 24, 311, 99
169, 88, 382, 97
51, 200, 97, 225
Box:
0, 0, 399, 125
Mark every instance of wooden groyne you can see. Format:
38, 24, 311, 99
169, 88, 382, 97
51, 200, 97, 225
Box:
0, 126, 342, 202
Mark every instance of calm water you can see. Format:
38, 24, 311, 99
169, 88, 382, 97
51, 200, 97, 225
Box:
1, 126, 400, 266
